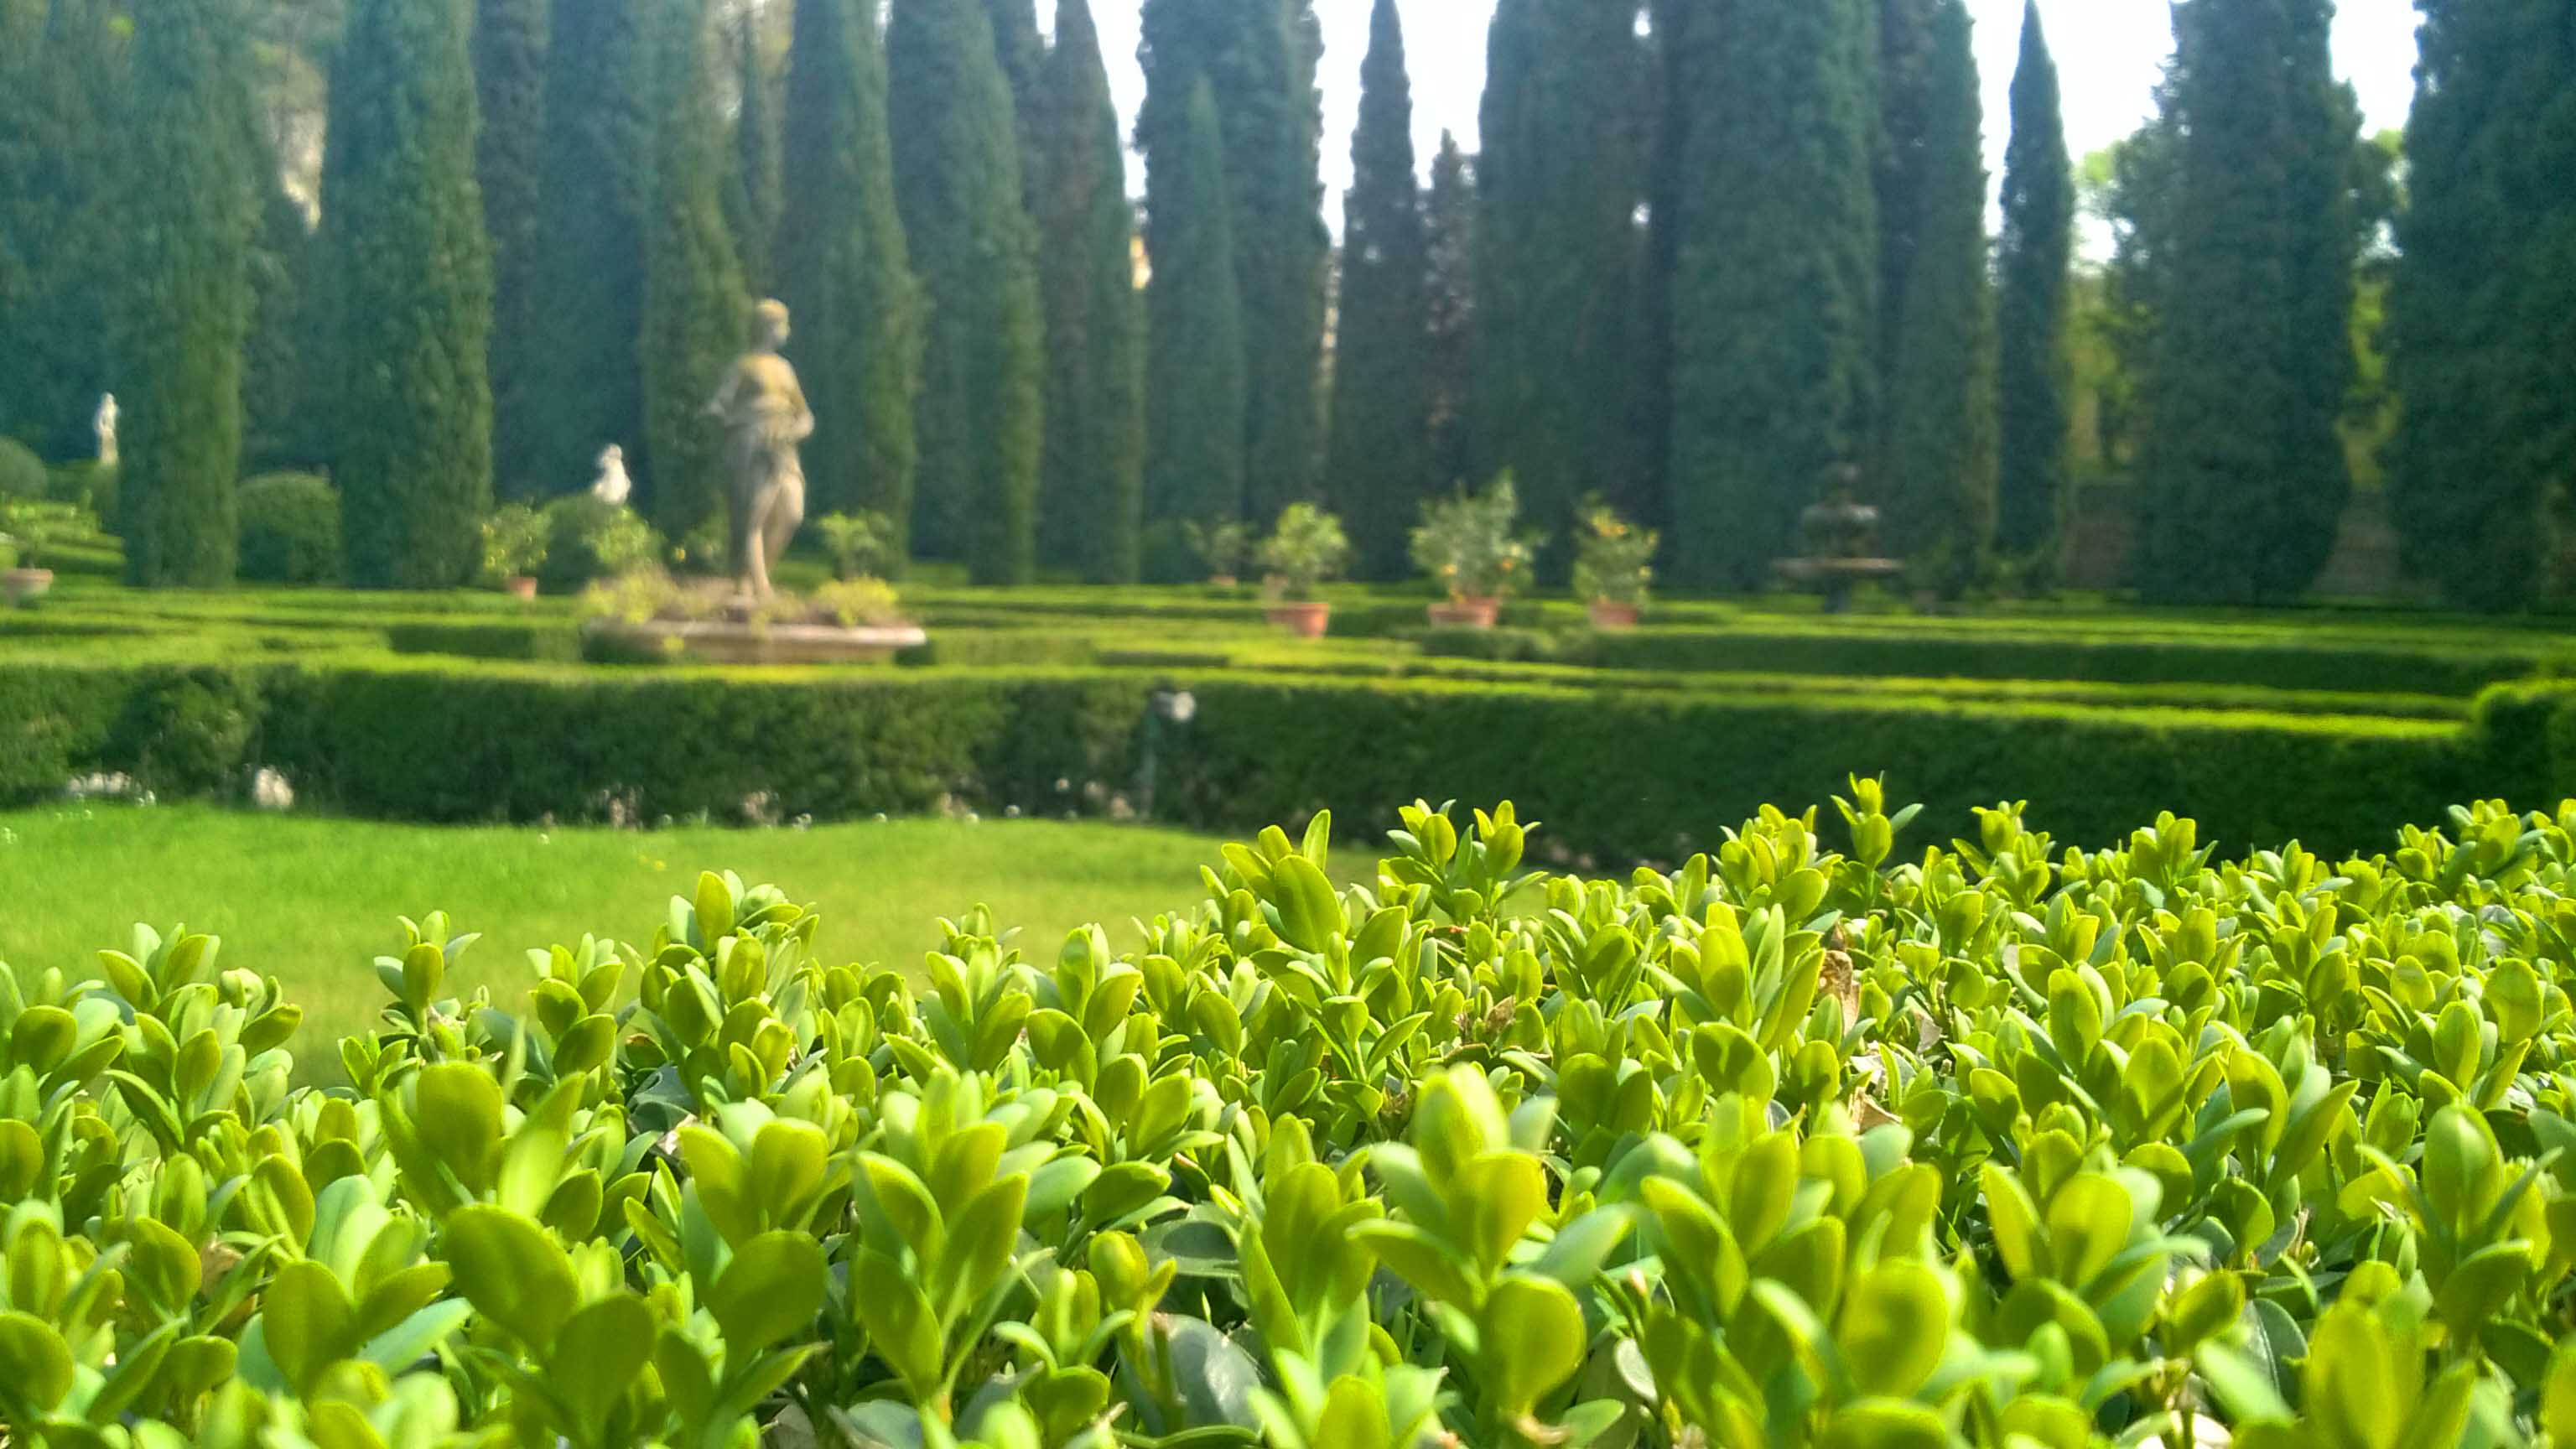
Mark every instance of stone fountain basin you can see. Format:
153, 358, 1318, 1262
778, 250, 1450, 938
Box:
584, 619, 927, 665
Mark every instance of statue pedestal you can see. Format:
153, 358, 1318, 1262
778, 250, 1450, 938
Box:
584, 619, 927, 665
1774, 557, 1906, 614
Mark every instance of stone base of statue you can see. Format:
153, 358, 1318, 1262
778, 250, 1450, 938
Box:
583, 616, 928, 666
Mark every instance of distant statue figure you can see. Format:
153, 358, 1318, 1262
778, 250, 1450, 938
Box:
589, 444, 632, 506
704, 299, 813, 599
94, 393, 117, 468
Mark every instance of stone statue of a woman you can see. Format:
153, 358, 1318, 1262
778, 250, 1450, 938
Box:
704, 299, 814, 600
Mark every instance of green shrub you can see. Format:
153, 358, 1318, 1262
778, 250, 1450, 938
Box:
6, 793, 2576, 1444
235, 472, 345, 584
0, 436, 45, 497
385, 620, 586, 663
538, 494, 662, 593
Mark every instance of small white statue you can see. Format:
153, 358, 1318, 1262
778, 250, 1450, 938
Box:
589, 444, 632, 506
94, 393, 117, 468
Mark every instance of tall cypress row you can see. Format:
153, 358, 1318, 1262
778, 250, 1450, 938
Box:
1876, 0, 1995, 595
328, 0, 494, 588
982, 0, 1044, 220
1669, 0, 1877, 589
0, 0, 127, 455
1423, 132, 1476, 500
1637, 0, 1698, 529
533, 0, 654, 495
1035, 0, 1145, 581
121, 0, 257, 587
887, 0, 1043, 584
778, 0, 920, 543
1994, 0, 2074, 579
641, 0, 751, 548
1472, 0, 1645, 554
1324, 0, 1431, 580
726, 11, 783, 301
1144, 79, 1246, 553
474, 0, 548, 498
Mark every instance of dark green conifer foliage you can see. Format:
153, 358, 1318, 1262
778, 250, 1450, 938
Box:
1324, 0, 1431, 580
641, 0, 752, 547
983, 0, 1044, 218
2134, 0, 2355, 604
1144, 79, 1247, 556
0, 0, 127, 455
1994, 0, 2074, 579
778, 0, 921, 544
1472, 0, 1645, 555
2386, 0, 2573, 609
726, 13, 784, 299
534, 0, 654, 494
241, 179, 313, 473
327, 0, 495, 588
1637, 0, 1697, 529
1034, 0, 1145, 581
888, 0, 1043, 583
474, 0, 549, 497
1876, 0, 1995, 595
122, 0, 259, 587
1423, 132, 1475, 501
1668, 0, 1878, 589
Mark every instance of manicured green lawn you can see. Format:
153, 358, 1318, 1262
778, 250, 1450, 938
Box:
0, 804, 1230, 1043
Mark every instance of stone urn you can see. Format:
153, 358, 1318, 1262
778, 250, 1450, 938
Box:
1427, 596, 1502, 629
4, 567, 53, 607
1265, 600, 1331, 638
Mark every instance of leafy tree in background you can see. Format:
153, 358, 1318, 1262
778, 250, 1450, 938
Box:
2386, 0, 2572, 610
641, 0, 751, 547
778, 0, 921, 548
1034, 0, 1145, 581
1995, 0, 2074, 582
1143, 79, 1246, 567
1324, 0, 1431, 580
473, 0, 548, 498
887, 0, 1042, 583
533, 0, 654, 495
1422, 132, 1476, 504
0, 0, 127, 457
1472, 0, 1647, 560
1668, 0, 1877, 589
725, 8, 783, 299
122, 0, 259, 587
1875, 0, 1995, 595
326, 0, 494, 588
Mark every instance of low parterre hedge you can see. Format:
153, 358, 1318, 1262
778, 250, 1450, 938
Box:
0, 657, 2511, 858
6, 794, 2576, 1446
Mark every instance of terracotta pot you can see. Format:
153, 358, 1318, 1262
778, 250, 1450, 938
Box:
1265, 600, 1331, 638
3, 567, 53, 607
505, 575, 539, 600
1587, 600, 1641, 631
1208, 574, 1239, 590
1426, 596, 1502, 629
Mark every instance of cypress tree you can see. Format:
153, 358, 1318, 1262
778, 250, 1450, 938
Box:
1669, 0, 1878, 589
1423, 132, 1475, 500
474, 0, 548, 498
1875, 0, 1994, 595
726, 12, 783, 299
327, 0, 494, 588
121, 0, 258, 587
1144, 79, 1246, 556
887, 0, 1043, 584
0, 0, 126, 455
2133, 0, 2355, 605
1034, 0, 1145, 581
1994, 0, 2074, 579
983, 0, 1044, 219
533, 0, 653, 495
778, 0, 920, 543
1637, 0, 1697, 529
641, 0, 751, 548
241, 178, 312, 473
1472, 0, 1646, 556
2387, 0, 2573, 608
1324, 0, 1431, 580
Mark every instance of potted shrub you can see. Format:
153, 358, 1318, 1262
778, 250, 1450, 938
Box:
482, 502, 549, 599
1410, 472, 1540, 627
2, 503, 59, 606
1254, 503, 1349, 637
1572, 496, 1658, 629
1183, 518, 1249, 589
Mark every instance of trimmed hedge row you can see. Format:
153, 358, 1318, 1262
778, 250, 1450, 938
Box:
0, 656, 2520, 859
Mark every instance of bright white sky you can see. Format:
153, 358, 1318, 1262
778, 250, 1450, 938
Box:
1070, 0, 2423, 216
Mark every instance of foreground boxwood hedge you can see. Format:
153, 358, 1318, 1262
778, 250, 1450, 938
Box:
5, 792, 2576, 1446
0, 657, 2512, 857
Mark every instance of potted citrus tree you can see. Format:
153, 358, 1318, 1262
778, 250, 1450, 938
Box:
1410, 472, 1540, 627
2, 501, 61, 606
1183, 518, 1249, 589
1255, 503, 1350, 637
481, 502, 549, 599
1572, 496, 1657, 629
